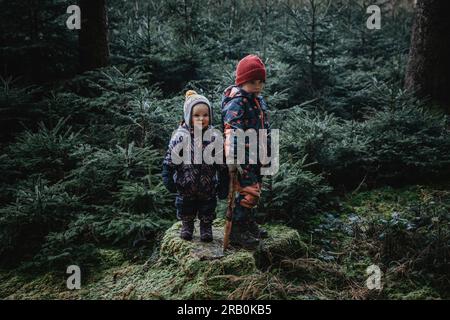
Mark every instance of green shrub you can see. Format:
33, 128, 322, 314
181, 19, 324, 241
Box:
64, 142, 166, 204
0, 77, 44, 142
364, 105, 450, 184
2, 118, 84, 184
261, 157, 332, 227
273, 105, 450, 188
0, 178, 84, 267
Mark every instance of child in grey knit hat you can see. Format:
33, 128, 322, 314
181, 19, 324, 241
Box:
162, 90, 229, 242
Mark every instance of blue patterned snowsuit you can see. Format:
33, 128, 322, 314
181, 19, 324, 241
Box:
162, 123, 229, 221
221, 85, 271, 222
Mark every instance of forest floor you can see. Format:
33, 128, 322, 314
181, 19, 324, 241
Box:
1, 184, 448, 300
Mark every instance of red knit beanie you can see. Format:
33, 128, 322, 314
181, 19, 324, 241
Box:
235, 54, 266, 86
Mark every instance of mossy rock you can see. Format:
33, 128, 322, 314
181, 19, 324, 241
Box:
151, 219, 305, 299
254, 224, 308, 270
159, 219, 256, 277
159, 219, 306, 275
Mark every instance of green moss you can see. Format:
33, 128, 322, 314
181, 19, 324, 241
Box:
255, 224, 307, 269
386, 285, 442, 300
0, 271, 70, 299
343, 185, 428, 219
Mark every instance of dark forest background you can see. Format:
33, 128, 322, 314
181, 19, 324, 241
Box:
0, 0, 449, 299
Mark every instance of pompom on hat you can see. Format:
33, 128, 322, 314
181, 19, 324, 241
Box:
235, 54, 266, 86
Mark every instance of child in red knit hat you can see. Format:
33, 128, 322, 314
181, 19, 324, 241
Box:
221, 54, 271, 248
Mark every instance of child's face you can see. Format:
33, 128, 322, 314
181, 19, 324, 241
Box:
191, 104, 210, 129
241, 80, 265, 96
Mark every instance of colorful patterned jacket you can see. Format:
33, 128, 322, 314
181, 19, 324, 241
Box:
221, 85, 271, 167
162, 123, 229, 200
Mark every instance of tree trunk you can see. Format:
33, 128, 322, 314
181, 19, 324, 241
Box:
405, 0, 450, 111
79, 0, 110, 72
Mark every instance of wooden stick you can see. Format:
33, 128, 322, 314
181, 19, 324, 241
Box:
223, 171, 237, 252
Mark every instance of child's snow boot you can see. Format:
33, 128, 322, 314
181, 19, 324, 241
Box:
200, 218, 213, 242
246, 220, 269, 239
180, 217, 195, 241
229, 221, 260, 249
